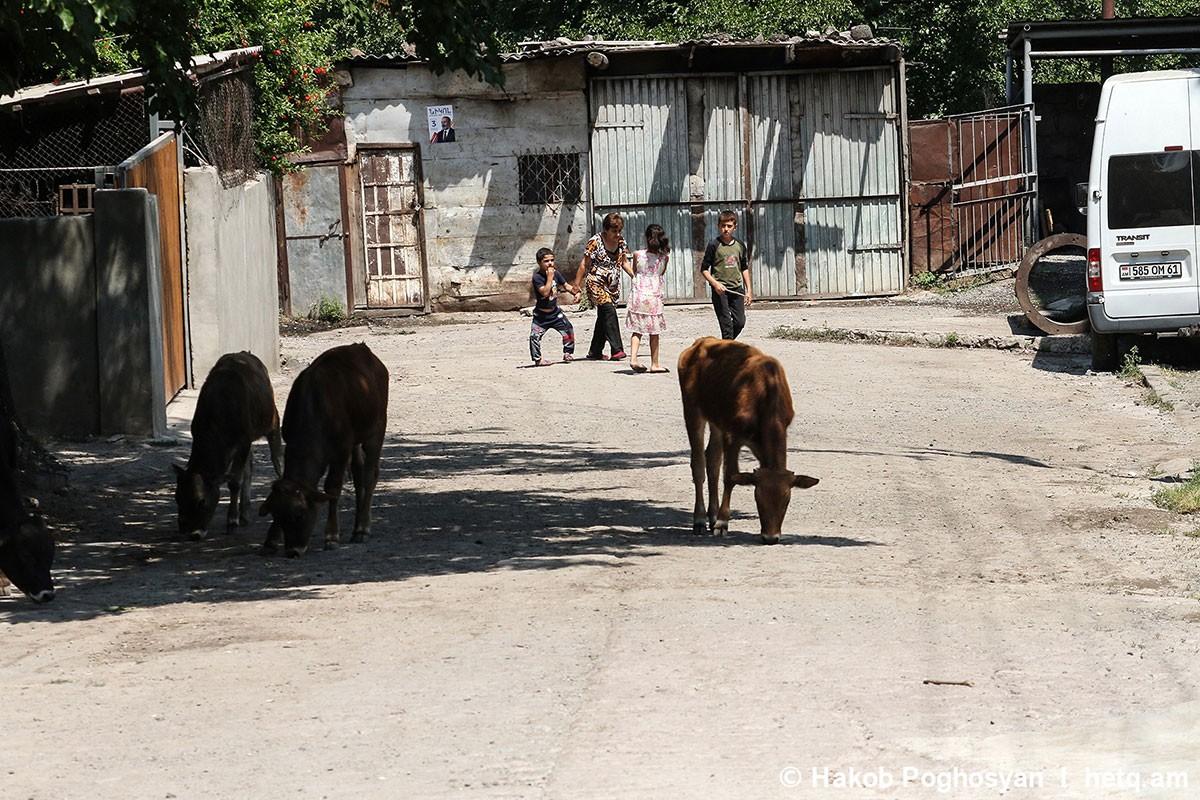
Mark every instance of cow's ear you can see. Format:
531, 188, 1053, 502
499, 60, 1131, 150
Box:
729, 471, 757, 486
792, 474, 819, 489
171, 463, 186, 477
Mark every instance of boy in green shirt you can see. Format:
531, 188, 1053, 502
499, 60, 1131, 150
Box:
700, 210, 753, 339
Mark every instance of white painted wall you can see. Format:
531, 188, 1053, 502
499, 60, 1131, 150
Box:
184, 167, 281, 380
344, 59, 593, 310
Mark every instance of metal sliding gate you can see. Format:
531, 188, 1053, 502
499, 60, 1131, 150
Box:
948, 104, 1036, 271
590, 67, 905, 301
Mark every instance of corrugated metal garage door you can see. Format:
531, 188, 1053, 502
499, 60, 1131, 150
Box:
590, 67, 904, 300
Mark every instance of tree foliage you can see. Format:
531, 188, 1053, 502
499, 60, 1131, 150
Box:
0, 0, 507, 166
3, 0, 1199, 166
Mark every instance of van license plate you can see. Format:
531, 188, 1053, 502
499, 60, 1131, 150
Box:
1119, 262, 1183, 280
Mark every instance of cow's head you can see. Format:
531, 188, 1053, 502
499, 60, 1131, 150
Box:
730, 468, 819, 544
173, 464, 220, 539
0, 514, 55, 603
258, 478, 333, 557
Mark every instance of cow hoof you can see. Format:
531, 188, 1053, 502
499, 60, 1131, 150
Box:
691, 521, 707, 535
324, 540, 339, 551
285, 547, 306, 558
713, 521, 728, 536
189, 530, 207, 542
351, 531, 367, 543
760, 534, 780, 545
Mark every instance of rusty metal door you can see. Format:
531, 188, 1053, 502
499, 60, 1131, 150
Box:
119, 132, 187, 399
358, 148, 427, 308
280, 164, 351, 317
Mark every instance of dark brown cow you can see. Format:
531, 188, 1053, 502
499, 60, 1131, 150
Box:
678, 337, 819, 544
0, 416, 54, 603
259, 342, 388, 557
174, 352, 282, 540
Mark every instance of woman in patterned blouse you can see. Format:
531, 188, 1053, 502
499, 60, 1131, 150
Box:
576, 212, 628, 360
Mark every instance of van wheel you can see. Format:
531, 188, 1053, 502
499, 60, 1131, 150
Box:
1091, 332, 1118, 371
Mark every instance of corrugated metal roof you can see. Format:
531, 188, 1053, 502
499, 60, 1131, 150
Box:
344, 29, 899, 66
0, 47, 262, 109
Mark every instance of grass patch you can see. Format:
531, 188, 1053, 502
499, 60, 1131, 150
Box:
910, 271, 941, 290
1117, 345, 1144, 383
309, 295, 346, 323
769, 325, 863, 344
1152, 466, 1200, 514
942, 331, 961, 348
1143, 389, 1175, 413
1184, 529, 1200, 538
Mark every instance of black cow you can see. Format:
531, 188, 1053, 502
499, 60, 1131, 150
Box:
259, 343, 388, 557
0, 417, 54, 603
174, 352, 283, 540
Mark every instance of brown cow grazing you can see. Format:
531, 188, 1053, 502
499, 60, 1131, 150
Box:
678, 337, 819, 544
259, 342, 388, 557
174, 352, 282, 540
0, 418, 54, 603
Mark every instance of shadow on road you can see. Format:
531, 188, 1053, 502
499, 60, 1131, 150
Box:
2, 435, 878, 624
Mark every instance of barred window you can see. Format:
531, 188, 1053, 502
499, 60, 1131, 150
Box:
518, 152, 582, 205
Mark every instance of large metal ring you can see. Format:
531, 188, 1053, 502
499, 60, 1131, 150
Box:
1014, 233, 1089, 336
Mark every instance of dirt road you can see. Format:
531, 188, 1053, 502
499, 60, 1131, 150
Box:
3, 305, 1199, 799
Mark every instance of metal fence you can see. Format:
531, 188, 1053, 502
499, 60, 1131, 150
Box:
192, 71, 258, 189
949, 104, 1036, 271
0, 91, 149, 218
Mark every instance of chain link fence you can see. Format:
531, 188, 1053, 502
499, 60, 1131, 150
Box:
0, 92, 149, 218
0, 67, 260, 218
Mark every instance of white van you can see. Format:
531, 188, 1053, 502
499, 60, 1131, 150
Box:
1084, 69, 1200, 370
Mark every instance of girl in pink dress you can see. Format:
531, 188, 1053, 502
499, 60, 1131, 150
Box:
623, 224, 669, 373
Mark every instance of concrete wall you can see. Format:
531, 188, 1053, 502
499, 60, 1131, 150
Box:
94, 189, 167, 438
0, 216, 100, 437
343, 59, 593, 310
0, 190, 168, 437
184, 167, 281, 380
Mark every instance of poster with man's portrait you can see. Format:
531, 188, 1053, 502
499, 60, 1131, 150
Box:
427, 105, 456, 143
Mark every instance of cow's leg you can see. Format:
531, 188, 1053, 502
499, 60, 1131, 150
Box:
323, 457, 349, 550
352, 431, 383, 543
705, 428, 724, 534
238, 449, 253, 527
683, 406, 708, 534
226, 444, 252, 532
261, 521, 283, 555
718, 432, 740, 534
267, 418, 283, 477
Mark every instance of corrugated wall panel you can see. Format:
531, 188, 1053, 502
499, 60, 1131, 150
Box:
806, 199, 903, 295
590, 67, 904, 300
751, 202, 797, 298
749, 75, 793, 201
748, 75, 797, 298
700, 78, 743, 203
799, 68, 900, 200
591, 78, 689, 207
799, 68, 904, 295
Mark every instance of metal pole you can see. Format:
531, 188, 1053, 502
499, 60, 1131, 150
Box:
1023, 39, 1033, 107
1004, 52, 1013, 104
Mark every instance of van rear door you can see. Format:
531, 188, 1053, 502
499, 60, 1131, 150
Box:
1100, 78, 1197, 319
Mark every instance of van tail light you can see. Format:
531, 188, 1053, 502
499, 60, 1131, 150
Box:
1087, 248, 1103, 292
